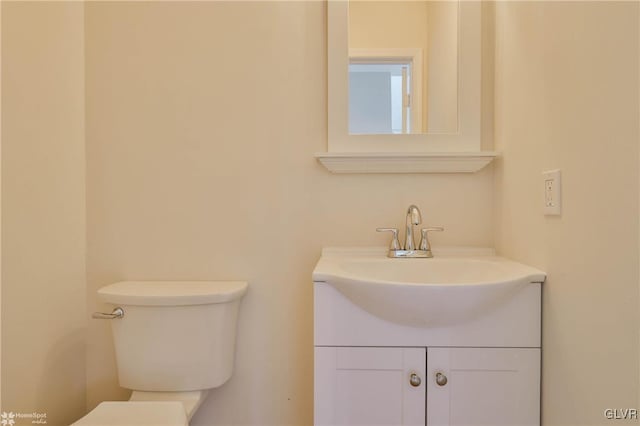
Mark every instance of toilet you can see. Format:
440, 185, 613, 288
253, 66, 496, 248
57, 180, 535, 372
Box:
74, 280, 248, 425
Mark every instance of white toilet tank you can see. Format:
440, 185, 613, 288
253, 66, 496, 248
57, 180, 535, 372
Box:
98, 281, 248, 392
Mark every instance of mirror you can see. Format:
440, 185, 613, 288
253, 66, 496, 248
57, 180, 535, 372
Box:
348, 1, 459, 135
326, 0, 482, 155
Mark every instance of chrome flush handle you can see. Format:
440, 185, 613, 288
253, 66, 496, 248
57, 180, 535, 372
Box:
92, 307, 124, 319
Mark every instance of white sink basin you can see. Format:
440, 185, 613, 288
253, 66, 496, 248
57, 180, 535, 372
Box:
312, 247, 546, 327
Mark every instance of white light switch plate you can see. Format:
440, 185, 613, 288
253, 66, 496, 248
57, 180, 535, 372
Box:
542, 169, 561, 215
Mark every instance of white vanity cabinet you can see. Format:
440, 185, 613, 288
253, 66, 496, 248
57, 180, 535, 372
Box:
315, 347, 426, 426
426, 347, 539, 426
315, 346, 539, 426
313, 281, 542, 426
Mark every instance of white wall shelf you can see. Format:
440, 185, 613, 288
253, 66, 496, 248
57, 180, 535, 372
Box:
315, 151, 498, 174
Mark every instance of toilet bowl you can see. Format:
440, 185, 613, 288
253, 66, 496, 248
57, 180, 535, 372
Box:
73, 391, 209, 425
72, 401, 189, 426
74, 281, 248, 425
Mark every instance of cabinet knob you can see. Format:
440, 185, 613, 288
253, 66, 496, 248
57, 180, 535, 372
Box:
409, 373, 421, 387
435, 372, 448, 386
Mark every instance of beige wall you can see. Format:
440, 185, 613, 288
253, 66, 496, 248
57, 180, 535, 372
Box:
84, 2, 493, 424
493, 2, 639, 425
1, 2, 86, 424
0, 0, 4, 410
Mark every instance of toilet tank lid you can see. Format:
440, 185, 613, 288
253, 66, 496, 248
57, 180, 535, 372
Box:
98, 281, 248, 306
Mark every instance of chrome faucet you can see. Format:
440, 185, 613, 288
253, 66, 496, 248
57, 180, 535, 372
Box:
377, 204, 444, 258
404, 204, 422, 250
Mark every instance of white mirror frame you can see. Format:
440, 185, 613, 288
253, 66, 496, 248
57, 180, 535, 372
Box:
317, 0, 497, 173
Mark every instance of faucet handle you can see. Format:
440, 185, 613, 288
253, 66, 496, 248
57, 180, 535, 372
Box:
377, 228, 401, 251
419, 227, 444, 251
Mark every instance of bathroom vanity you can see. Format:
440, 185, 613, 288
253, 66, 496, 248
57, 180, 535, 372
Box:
313, 248, 545, 426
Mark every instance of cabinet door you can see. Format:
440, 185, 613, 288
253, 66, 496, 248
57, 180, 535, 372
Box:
427, 348, 540, 426
315, 347, 425, 426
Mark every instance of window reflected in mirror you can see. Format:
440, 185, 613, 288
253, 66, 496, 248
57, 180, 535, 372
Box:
349, 61, 413, 134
